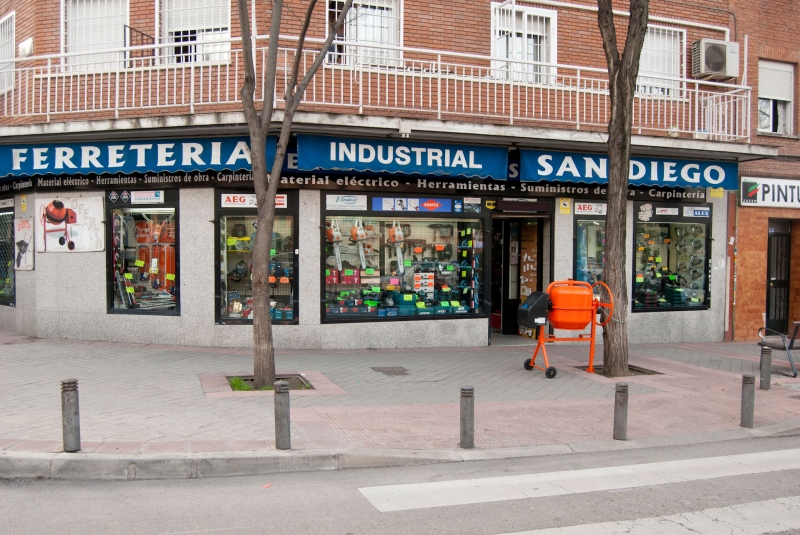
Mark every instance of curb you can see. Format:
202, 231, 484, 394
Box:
3, 420, 800, 481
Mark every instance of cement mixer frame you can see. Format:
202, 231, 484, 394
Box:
523, 280, 614, 378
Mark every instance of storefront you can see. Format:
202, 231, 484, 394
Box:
734, 177, 800, 340
0, 133, 739, 348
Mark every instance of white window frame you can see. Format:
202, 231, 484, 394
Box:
490, 1, 557, 84
758, 60, 794, 135
637, 25, 685, 97
61, 0, 130, 72
0, 12, 14, 95
156, 0, 231, 65
326, 0, 404, 67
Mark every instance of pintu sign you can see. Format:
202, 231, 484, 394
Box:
520, 150, 738, 190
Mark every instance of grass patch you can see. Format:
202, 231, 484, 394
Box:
229, 376, 275, 391
229, 376, 252, 391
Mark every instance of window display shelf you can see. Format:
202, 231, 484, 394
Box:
219, 213, 296, 323
323, 217, 483, 320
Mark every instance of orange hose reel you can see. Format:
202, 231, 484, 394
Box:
523, 280, 614, 378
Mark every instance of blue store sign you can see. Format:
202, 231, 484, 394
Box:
520, 150, 738, 190
0, 137, 277, 178
297, 135, 508, 180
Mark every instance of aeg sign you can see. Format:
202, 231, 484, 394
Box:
221, 194, 287, 208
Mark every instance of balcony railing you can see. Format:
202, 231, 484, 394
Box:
0, 36, 751, 142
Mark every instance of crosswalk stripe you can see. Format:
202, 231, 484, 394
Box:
359, 448, 800, 512
493, 495, 800, 535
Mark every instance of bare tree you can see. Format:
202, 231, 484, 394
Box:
596, 0, 649, 377
238, 0, 353, 388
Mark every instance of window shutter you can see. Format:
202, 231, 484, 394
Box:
162, 0, 228, 34
640, 27, 681, 79
759, 61, 794, 102
0, 13, 14, 93
66, 0, 128, 69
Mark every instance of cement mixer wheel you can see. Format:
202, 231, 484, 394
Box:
523, 359, 534, 371
591, 281, 614, 327
545, 367, 557, 379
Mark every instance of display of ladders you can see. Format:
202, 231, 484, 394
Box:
119, 269, 137, 308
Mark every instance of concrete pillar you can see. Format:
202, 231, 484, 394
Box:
613, 382, 628, 441
741, 374, 755, 429
460, 386, 474, 449
274, 381, 291, 450
61, 379, 81, 453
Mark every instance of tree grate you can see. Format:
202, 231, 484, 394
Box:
371, 367, 409, 376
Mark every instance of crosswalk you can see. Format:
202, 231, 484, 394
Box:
359, 448, 800, 534
495, 496, 800, 535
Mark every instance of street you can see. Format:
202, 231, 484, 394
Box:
3, 435, 800, 535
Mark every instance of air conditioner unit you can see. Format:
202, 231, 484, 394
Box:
692, 39, 739, 80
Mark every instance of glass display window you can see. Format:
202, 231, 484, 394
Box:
575, 219, 606, 284
216, 191, 298, 324
219, 214, 296, 323
109, 206, 179, 313
633, 202, 711, 311
0, 201, 14, 306
323, 216, 485, 321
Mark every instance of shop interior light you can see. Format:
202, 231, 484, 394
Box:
119, 208, 175, 215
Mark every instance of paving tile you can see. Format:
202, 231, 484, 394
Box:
1, 329, 797, 452
0, 438, 22, 449
8, 440, 62, 452
229, 440, 273, 451
94, 442, 145, 454
141, 441, 188, 454
188, 441, 231, 453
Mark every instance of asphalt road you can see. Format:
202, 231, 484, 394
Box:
3, 435, 800, 535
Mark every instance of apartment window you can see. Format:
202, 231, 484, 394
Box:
64, 0, 128, 70
490, 2, 556, 83
160, 0, 230, 64
759, 60, 794, 134
637, 26, 683, 96
0, 12, 13, 94
328, 0, 401, 66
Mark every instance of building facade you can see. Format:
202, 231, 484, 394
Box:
0, 0, 780, 348
727, 0, 800, 341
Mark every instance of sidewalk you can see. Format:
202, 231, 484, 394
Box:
2, 328, 800, 479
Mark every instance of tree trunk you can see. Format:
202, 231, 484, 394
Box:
602, 70, 632, 376
596, 0, 649, 377
251, 130, 277, 389
238, 0, 353, 389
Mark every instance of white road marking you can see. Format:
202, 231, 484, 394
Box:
359, 448, 800, 512
493, 495, 800, 534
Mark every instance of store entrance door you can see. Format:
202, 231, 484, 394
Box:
766, 220, 791, 334
491, 219, 542, 334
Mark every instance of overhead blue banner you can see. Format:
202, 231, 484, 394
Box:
0, 137, 277, 178
297, 135, 508, 180
520, 150, 739, 190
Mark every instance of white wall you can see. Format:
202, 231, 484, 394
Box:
0, 187, 725, 348
549, 194, 728, 344
0, 188, 489, 349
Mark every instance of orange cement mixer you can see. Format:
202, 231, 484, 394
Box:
519, 280, 613, 378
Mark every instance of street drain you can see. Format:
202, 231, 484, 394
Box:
372, 366, 409, 376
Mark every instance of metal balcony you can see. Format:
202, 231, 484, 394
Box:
0, 36, 751, 142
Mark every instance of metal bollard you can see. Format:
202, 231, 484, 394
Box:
760, 346, 772, 390
741, 374, 755, 429
274, 380, 291, 450
460, 386, 474, 449
613, 382, 629, 441
61, 379, 81, 453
